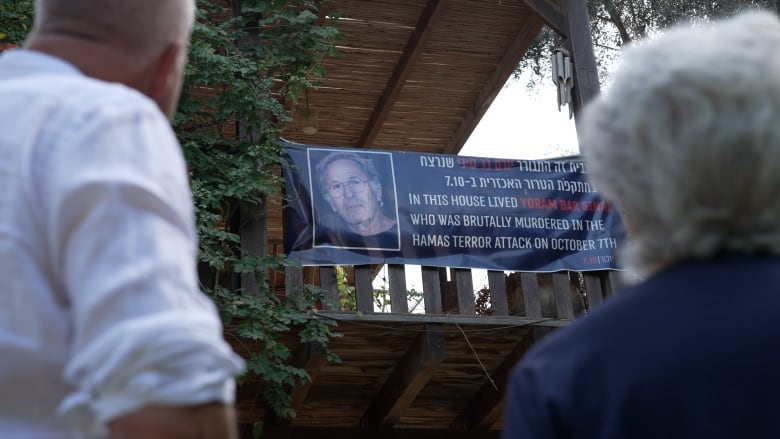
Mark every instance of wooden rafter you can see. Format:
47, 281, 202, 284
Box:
356, 0, 449, 148
288, 342, 329, 411
359, 324, 445, 428
443, 13, 545, 155
450, 332, 535, 430
523, 0, 566, 35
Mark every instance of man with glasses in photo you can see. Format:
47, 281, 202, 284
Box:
314, 151, 399, 249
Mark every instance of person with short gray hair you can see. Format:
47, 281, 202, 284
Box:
0, 1, 244, 437
503, 10, 780, 438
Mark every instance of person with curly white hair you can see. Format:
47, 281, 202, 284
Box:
504, 10, 780, 438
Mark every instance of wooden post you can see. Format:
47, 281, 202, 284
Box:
562, 0, 600, 123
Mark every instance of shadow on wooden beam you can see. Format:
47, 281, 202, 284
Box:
360, 324, 445, 428
289, 342, 329, 411
450, 329, 534, 430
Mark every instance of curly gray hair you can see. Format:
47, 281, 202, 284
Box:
580, 10, 780, 276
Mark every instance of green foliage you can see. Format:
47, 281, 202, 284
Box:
518, 0, 780, 87
180, 0, 341, 422
335, 266, 356, 310
1, 0, 343, 424
475, 286, 492, 316
0, 0, 34, 48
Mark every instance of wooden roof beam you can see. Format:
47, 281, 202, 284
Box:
261, 342, 328, 427
443, 14, 545, 155
288, 342, 329, 411
356, 0, 449, 148
359, 324, 445, 428
523, 0, 566, 36
450, 331, 535, 430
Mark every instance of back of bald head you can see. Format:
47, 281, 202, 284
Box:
34, 0, 196, 59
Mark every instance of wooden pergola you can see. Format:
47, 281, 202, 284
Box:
286, 0, 598, 152
236, 1, 611, 437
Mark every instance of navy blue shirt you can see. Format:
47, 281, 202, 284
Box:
503, 255, 780, 438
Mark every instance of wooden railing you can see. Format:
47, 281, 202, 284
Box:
284, 264, 624, 322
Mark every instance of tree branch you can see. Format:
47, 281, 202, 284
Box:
601, 0, 632, 44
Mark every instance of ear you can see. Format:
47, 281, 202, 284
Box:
148, 42, 184, 109
369, 180, 382, 200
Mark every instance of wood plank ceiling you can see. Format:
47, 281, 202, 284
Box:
282, 0, 549, 155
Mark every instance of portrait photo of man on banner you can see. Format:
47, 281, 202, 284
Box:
309, 148, 401, 250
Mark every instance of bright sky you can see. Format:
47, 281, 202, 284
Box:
460, 71, 579, 160
374, 71, 580, 303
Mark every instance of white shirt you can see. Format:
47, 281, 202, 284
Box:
0, 50, 245, 438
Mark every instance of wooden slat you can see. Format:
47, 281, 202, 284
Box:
487, 270, 509, 316
583, 271, 605, 309
552, 271, 574, 319
521, 273, 558, 350
454, 268, 476, 315
520, 273, 543, 318
355, 265, 375, 313
607, 270, 626, 296
357, 0, 450, 148
360, 324, 445, 428
421, 266, 443, 314
388, 264, 409, 313
319, 266, 340, 310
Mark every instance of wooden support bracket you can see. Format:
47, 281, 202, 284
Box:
360, 324, 445, 428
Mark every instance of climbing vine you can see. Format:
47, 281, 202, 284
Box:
1, 1, 342, 433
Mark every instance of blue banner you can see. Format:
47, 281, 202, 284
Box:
283, 143, 625, 272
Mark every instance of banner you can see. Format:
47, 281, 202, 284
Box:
283, 143, 625, 272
